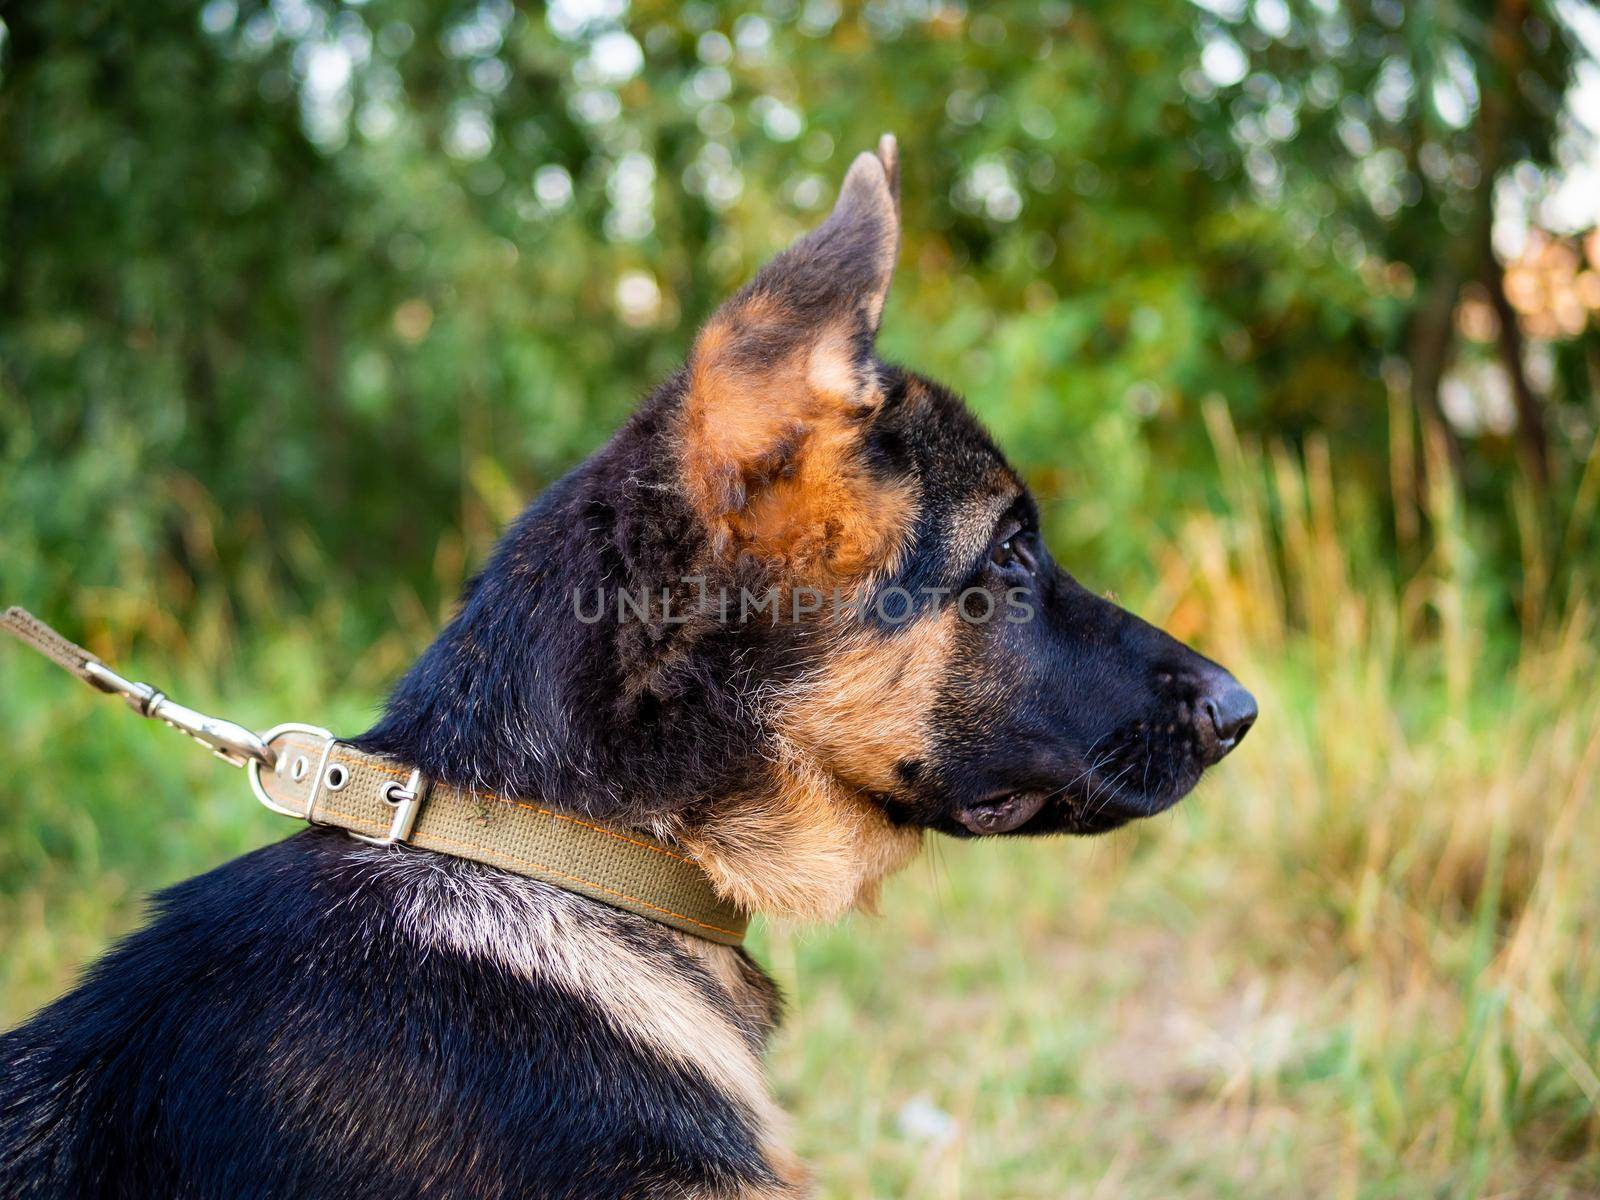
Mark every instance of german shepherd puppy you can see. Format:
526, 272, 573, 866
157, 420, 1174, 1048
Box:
0, 137, 1254, 1198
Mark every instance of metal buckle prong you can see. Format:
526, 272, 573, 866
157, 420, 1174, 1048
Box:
351, 768, 428, 847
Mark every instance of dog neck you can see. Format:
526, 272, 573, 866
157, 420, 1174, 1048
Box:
359, 628, 925, 926
664, 761, 924, 924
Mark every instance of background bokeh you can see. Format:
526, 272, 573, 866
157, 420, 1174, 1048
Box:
3, 2, 1599, 1195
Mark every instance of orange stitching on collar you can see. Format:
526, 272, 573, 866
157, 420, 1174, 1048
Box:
506, 802, 697, 866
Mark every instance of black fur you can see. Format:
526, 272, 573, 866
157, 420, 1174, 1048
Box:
357, 386, 769, 831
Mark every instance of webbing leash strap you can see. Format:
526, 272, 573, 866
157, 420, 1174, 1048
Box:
2, 606, 747, 945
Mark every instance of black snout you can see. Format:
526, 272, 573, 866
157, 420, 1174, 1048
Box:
1199, 675, 1257, 759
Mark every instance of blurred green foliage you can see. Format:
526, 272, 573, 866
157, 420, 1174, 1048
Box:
4, 6, 1600, 1194
3, 0, 1595, 654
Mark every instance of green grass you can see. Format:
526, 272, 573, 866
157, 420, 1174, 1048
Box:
3, 423, 1598, 1197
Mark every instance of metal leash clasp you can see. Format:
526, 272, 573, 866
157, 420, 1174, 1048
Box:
3, 608, 428, 845
82, 660, 276, 771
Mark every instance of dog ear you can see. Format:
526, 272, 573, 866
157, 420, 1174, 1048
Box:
755, 130, 901, 335
678, 135, 911, 582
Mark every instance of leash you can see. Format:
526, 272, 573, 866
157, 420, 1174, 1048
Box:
2, 607, 747, 945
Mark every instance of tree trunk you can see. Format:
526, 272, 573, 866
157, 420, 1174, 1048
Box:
1480, 0, 1552, 493
1407, 265, 1464, 484
1484, 252, 1551, 489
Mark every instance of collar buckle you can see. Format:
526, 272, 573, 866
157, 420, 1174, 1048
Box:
349, 767, 429, 847
248, 723, 337, 818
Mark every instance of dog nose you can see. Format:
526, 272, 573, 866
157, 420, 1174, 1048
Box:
1199, 677, 1256, 758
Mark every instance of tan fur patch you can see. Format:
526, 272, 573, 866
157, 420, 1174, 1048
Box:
946, 478, 1023, 572
680, 311, 913, 585
672, 935, 782, 1046
777, 613, 958, 796
804, 328, 863, 404
679, 760, 923, 922
678, 613, 956, 922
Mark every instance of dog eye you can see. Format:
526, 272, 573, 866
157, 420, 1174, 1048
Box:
990, 531, 1036, 577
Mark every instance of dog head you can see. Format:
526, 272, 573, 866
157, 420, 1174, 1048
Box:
364, 137, 1255, 919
